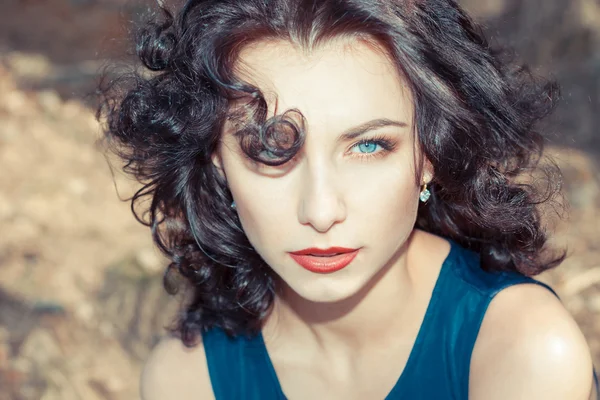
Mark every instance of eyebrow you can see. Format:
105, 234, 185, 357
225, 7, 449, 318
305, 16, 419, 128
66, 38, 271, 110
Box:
336, 118, 408, 143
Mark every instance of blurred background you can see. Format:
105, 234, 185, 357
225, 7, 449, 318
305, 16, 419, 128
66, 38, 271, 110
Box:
0, 0, 598, 399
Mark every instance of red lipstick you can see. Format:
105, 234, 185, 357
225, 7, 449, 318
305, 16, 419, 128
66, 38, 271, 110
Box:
289, 247, 360, 274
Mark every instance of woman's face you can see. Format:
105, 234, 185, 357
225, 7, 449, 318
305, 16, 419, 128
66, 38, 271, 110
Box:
213, 37, 430, 303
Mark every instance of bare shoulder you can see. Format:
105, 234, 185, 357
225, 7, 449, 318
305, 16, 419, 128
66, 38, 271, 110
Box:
140, 335, 215, 400
469, 283, 596, 400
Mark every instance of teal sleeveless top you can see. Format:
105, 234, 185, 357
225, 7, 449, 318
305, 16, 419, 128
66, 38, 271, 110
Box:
201, 240, 598, 399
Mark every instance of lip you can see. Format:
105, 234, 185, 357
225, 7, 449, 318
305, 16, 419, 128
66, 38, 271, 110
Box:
289, 247, 358, 256
289, 247, 360, 274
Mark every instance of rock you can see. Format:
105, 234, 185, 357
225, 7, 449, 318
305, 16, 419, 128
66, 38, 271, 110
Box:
0, 326, 10, 369
74, 302, 95, 326
4, 52, 53, 80
18, 328, 63, 368
37, 90, 62, 115
0, 194, 15, 220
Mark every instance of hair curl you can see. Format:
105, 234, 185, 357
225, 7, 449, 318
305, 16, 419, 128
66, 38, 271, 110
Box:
98, 0, 564, 345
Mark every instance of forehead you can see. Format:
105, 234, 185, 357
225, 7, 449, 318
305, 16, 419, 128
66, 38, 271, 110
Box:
233, 37, 413, 127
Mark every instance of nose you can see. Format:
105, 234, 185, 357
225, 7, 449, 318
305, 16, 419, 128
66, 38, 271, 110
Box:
297, 161, 347, 233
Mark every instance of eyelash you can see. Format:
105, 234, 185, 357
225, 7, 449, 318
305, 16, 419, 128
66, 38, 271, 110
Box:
349, 135, 397, 161
247, 134, 398, 166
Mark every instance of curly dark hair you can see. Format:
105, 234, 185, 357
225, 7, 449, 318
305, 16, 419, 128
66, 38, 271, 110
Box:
97, 0, 564, 345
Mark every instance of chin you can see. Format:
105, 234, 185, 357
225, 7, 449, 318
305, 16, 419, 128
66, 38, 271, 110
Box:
282, 272, 373, 304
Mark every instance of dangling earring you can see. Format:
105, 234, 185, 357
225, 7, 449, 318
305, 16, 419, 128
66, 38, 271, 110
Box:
230, 201, 237, 209
419, 183, 431, 203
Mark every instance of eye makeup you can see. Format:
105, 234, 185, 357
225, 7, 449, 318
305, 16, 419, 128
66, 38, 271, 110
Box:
347, 134, 398, 162
239, 132, 399, 168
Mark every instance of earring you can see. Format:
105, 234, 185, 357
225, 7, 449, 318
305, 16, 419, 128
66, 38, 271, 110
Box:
230, 201, 237, 209
419, 183, 431, 203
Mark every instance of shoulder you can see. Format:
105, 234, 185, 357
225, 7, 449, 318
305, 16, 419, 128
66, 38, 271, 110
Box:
140, 334, 215, 400
469, 283, 595, 400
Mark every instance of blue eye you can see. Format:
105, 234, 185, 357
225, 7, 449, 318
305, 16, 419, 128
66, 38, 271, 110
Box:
348, 136, 397, 160
355, 141, 380, 154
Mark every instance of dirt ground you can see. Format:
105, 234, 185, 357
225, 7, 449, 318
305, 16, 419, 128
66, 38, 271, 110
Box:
0, 0, 598, 399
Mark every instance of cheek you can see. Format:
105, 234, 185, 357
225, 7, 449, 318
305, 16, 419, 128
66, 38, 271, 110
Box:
355, 180, 418, 230
349, 170, 420, 238
229, 175, 290, 250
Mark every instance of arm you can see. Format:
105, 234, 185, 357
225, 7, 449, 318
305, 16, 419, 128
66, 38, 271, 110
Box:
140, 335, 215, 400
469, 284, 595, 400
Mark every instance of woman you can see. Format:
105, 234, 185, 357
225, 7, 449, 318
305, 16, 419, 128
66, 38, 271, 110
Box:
99, 0, 598, 398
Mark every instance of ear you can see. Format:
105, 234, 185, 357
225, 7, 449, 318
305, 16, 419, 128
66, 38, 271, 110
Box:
421, 158, 434, 185
211, 149, 226, 180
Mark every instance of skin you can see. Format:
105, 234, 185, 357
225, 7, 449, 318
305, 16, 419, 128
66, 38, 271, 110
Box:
140, 37, 596, 400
